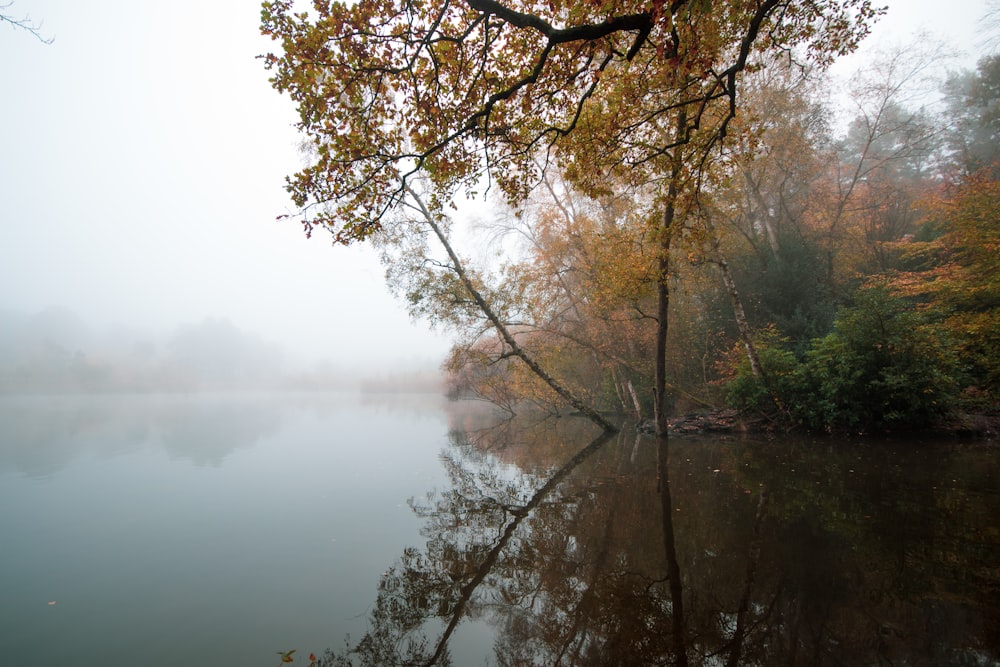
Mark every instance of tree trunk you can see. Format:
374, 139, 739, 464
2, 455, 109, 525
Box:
405, 184, 618, 433
654, 252, 671, 435
714, 243, 765, 380
744, 170, 780, 258
627, 380, 642, 420
704, 211, 786, 412
654, 110, 686, 436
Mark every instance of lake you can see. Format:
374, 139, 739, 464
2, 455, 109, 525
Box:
1, 393, 997, 666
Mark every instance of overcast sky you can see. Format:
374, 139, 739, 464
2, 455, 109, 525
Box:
0, 0, 992, 372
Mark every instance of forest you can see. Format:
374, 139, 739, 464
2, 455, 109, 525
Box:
437, 51, 1000, 435
261, 0, 999, 435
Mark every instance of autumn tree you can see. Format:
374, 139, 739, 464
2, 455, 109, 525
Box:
706, 43, 991, 430
443, 176, 660, 417
707, 43, 950, 361
672, 60, 831, 406
889, 172, 1000, 402
262, 0, 882, 434
804, 41, 946, 292
381, 181, 620, 430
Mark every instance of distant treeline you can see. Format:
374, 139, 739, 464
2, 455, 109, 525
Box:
0, 308, 441, 394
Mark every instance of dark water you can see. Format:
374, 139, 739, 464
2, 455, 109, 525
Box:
1, 395, 997, 666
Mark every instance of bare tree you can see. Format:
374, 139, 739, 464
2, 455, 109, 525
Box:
980, 0, 1000, 54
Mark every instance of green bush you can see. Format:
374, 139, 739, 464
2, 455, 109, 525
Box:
727, 287, 959, 432
725, 343, 801, 417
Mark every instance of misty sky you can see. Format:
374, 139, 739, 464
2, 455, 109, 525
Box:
0, 0, 991, 372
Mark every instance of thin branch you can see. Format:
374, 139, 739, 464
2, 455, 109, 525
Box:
1, 2, 53, 43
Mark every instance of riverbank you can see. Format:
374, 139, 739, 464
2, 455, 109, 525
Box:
638, 408, 1000, 440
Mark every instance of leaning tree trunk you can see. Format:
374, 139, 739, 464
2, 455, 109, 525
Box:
703, 211, 786, 412
712, 239, 765, 380
404, 184, 618, 434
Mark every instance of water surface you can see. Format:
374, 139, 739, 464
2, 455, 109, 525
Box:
0, 392, 451, 666
1, 395, 997, 666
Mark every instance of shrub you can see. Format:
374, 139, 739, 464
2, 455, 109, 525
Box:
725, 343, 801, 418
727, 287, 960, 432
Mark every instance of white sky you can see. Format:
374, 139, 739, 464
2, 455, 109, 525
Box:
0, 0, 991, 371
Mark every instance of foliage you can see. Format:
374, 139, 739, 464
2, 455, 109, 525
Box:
261, 0, 882, 241
888, 171, 1000, 401
731, 230, 837, 354
727, 287, 960, 432
798, 287, 958, 431
723, 328, 801, 417
271, 650, 317, 667
442, 181, 660, 416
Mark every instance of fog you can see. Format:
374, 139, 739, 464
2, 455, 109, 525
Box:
0, 0, 987, 394
0, 306, 446, 393
1, 0, 451, 387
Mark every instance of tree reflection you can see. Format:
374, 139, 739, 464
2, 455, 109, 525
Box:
319, 417, 999, 666
657, 437, 687, 667
0, 394, 282, 475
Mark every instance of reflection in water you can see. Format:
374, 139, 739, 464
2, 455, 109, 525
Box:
658, 437, 687, 667
0, 392, 458, 667
156, 399, 280, 466
0, 394, 282, 475
320, 415, 1000, 666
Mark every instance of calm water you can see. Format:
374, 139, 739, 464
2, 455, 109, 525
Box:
1, 394, 997, 666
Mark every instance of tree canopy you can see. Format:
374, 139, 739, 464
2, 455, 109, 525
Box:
261, 0, 882, 241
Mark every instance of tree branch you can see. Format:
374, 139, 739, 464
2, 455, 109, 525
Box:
1, 1, 53, 43
404, 182, 618, 432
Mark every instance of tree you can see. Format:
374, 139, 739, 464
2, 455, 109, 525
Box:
943, 54, 1000, 177
442, 176, 660, 418
807, 41, 946, 289
889, 171, 1000, 401
380, 182, 619, 430
262, 0, 882, 434
700, 60, 835, 354
262, 0, 880, 239
709, 42, 952, 369
977, 1, 1000, 63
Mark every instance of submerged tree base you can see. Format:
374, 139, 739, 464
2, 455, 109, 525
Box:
637, 409, 744, 436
